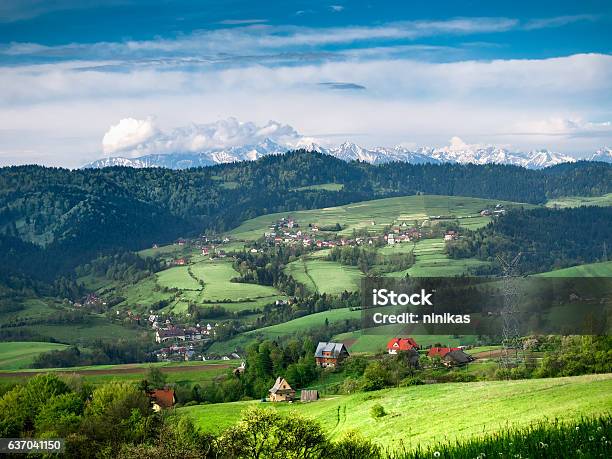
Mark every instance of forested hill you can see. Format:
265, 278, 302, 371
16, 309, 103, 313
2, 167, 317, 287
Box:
1, 151, 611, 281
447, 206, 612, 274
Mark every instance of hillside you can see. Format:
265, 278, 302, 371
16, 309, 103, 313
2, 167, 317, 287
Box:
181, 373, 612, 449
2, 153, 611, 284
0, 342, 69, 370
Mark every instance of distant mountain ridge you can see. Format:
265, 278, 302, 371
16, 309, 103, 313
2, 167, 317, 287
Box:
82, 138, 612, 170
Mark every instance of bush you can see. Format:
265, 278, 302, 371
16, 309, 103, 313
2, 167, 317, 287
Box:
399, 376, 424, 387
331, 430, 381, 458
370, 403, 386, 419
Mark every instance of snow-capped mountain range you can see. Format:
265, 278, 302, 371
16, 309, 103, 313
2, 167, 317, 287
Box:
82, 139, 612, 170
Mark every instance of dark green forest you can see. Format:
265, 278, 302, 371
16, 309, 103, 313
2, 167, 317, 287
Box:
448, 206, 612, 273
1, 152, 611, 285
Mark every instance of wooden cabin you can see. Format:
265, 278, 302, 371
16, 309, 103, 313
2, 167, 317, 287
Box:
268, 377, 295, 402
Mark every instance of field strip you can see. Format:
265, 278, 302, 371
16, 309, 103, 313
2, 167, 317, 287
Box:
0, 363, 232, 378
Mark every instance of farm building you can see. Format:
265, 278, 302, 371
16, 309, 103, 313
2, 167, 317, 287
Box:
315, 342, 349, 367
150, 388, 175, 411
268, 377, 295, 402
443, 350, 475, 367
387, 337, 420, 354
427, 347, 460, 359
300, 390, 319, 402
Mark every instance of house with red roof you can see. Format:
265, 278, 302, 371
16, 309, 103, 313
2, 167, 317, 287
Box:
150, 388, 175, 411
427, 347, 460, 359
387, 337, 420, 355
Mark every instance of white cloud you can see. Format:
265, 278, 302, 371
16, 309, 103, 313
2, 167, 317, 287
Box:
1, 17, 520, 61
102, 117, 300, 157
329, 5, 345, 13
523, 14, 597, 31
102, 117, 158, 155
512, 117, 612, 136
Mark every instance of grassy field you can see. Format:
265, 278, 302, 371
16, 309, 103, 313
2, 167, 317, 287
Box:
284, 259, 363, 294
229, 195, 531, 240
545, 193, 612, 208
0, 342, 70, 370
0, 360, 238, 386
537, 260, 612, 277
291, 183, 344, 192
181, 373, 612, 449
191, 260, 280, 301
157, 266, 201, 290
153, 259, 286, 313
382, 238, 489, 278
209, 308, 361, 353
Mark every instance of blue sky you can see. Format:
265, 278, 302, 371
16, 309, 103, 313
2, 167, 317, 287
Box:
0, 0, 610, 166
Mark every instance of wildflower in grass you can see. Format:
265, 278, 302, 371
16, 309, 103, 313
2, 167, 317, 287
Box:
589, 436, 594, 441
576, 426, 580, 430
433, 452, 441, 458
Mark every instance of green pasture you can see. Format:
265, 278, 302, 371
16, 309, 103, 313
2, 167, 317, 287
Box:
209, 308, 361, 353
181, 373, 612, 450
383, 238, 489, 277
229, 195, 531, 240
545, 193, 612, 209
191, 260, 280, 301
0, 342, 70, 370
537, 261, 612, 277
284, 259, 363, 294
291, 183, 344, 192
0, 360, 238, 386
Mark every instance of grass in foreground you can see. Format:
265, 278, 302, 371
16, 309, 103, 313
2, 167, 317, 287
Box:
181, 374, 612, 449
396, 415, 611, 459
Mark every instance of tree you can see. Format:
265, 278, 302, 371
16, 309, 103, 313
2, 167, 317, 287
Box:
34, 392, 84, 437
145, 367, 167, 389
217, 407, 327, 459
81, 382, 154, 451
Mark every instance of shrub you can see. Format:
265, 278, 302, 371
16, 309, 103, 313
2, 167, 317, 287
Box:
370, 403, 387, 419
331, 430, 381, 459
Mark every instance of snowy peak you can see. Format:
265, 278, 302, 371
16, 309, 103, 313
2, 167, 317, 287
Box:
82, 138, 599, 170
591, 147, 612, 163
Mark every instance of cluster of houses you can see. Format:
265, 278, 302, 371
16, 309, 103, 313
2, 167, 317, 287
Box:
264, 217, 387, 249
154, 324, 213, 343
72, 293, 107, 310
480, 204, 506, 217
385, 227, 422, 245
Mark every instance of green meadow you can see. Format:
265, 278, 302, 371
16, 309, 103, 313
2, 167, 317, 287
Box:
0, 360, 238, 386
291, 183, 344, 192
545, 193, 612, 209
209, 307, 361, 353
229, 195, 531, 240
0, 342, 70, 370
191, 260, 280, 301
181, 374, 612, 449
152, 259, 286, 313
537, 260, 612, 277
284, 259, 363, 294
382, 238, 489, 278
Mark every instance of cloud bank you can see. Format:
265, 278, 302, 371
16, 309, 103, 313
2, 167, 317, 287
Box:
102, 117, 299, 157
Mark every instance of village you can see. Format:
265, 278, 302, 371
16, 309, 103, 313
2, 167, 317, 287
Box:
152, 336, 477, 409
